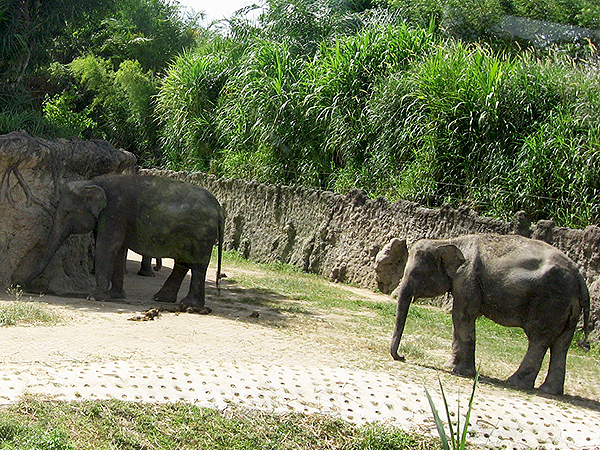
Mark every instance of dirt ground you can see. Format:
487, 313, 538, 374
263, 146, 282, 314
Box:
1, 253, 599, 450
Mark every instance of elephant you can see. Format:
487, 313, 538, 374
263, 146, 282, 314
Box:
138, 255, 162, 277
24, 174, 225, 312
390, 234, 590, 395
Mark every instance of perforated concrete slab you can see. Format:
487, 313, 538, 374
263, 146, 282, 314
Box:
1, 359, 599, 449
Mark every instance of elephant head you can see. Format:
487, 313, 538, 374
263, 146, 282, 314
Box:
24, 181, 107, 285
390, 239, 466, 361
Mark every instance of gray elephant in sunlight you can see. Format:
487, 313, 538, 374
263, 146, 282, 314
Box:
24, 174, 224, 312
390, 234, 590, 395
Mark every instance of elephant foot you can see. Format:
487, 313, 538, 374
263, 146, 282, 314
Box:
137, 268, 156, 277
181, 296, 210, 314
538, 381, 563, 396
452, 362, 476, 378
505, 373, 535, 391
177, 304, 212, 314
87, 288, 111, 302
109, 288, 126, 299
153, 292, 177, 303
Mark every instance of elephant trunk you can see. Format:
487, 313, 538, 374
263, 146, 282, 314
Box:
390, 279, 414, 361
24, 221, 69, 286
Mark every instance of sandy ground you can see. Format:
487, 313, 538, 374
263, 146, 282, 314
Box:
1, 253, 599, 450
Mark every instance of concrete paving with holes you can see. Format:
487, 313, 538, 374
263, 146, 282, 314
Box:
1, 254, 599, 449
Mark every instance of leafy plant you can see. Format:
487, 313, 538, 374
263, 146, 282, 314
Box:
424, 372, 480, 450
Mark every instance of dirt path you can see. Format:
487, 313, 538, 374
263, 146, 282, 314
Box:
1, 253, 599, 450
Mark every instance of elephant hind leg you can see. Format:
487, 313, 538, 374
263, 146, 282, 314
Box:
538, 325, 576, 396
506, 337, 548, 391
154, 263, 188, 303
181, 261, 211, 314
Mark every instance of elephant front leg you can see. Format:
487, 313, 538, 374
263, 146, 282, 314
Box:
91, 249, 116, 302
91, 230, 126, 302
153, 263, 189, 303
450, 308, 477, 377
181, 261, 211, 314
108, 245, 127, 299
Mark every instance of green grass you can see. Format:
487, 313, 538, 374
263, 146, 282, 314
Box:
0, 300, 61, 327
0, 399, 434, 450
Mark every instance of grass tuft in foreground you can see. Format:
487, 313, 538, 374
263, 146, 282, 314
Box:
0, 399, 435, 450
0, 300, 61, 327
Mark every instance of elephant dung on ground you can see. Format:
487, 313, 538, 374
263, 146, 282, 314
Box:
24, 174, 225, 313
390, 234, 590, 395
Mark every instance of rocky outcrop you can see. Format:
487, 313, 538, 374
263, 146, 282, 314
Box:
0, 131, 135, 294
374, 238, 407, 295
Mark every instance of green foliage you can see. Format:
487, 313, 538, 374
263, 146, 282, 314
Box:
43, 93, 96, 137
2, 0, 600, 227
424, 373, 479, 450
508, 0, 600, 29
0, 0, 113, 85
154, 5, 600, 226
42, 54, 160, 164
390, 0, 600, 31
0, 418, 73, 450
1, 0, 193, 164
304, 23, 435, 190
216, 39, 305, 183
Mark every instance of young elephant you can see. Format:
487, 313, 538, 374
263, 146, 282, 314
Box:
25, 174, 225, 312
390, 234, 590, 395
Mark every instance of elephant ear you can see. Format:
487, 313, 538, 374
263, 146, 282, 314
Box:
435, 244, 466, 279
83, 185, 107, 218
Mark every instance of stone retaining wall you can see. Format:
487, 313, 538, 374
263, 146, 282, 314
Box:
145, 169, 600, 339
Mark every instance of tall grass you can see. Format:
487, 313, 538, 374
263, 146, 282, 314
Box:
159, 15, 600, 227
156, 41, 234, 171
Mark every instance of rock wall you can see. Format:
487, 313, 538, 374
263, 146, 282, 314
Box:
145, 169, 600, 339
0, 131, 136, 294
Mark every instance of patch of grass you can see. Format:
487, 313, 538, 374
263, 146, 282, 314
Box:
0, 417, 73, 450
0, 399, 434, 450
0, 301, 61, 327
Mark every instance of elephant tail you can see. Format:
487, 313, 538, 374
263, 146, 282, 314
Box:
216, 211, 224, 295
577, 272, 590, 351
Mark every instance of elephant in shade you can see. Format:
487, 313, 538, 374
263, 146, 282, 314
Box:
25, 174, 224, 313
390, 234, 590, 395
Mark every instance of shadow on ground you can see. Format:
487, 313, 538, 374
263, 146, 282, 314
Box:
16, 256, 306, 327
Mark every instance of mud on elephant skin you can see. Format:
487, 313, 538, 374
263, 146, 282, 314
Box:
390, 233, 590, 396
23, 174, 225, 313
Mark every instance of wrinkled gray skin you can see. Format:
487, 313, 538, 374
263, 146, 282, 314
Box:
25, 175, 224, 312
390, 234, 590, 395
